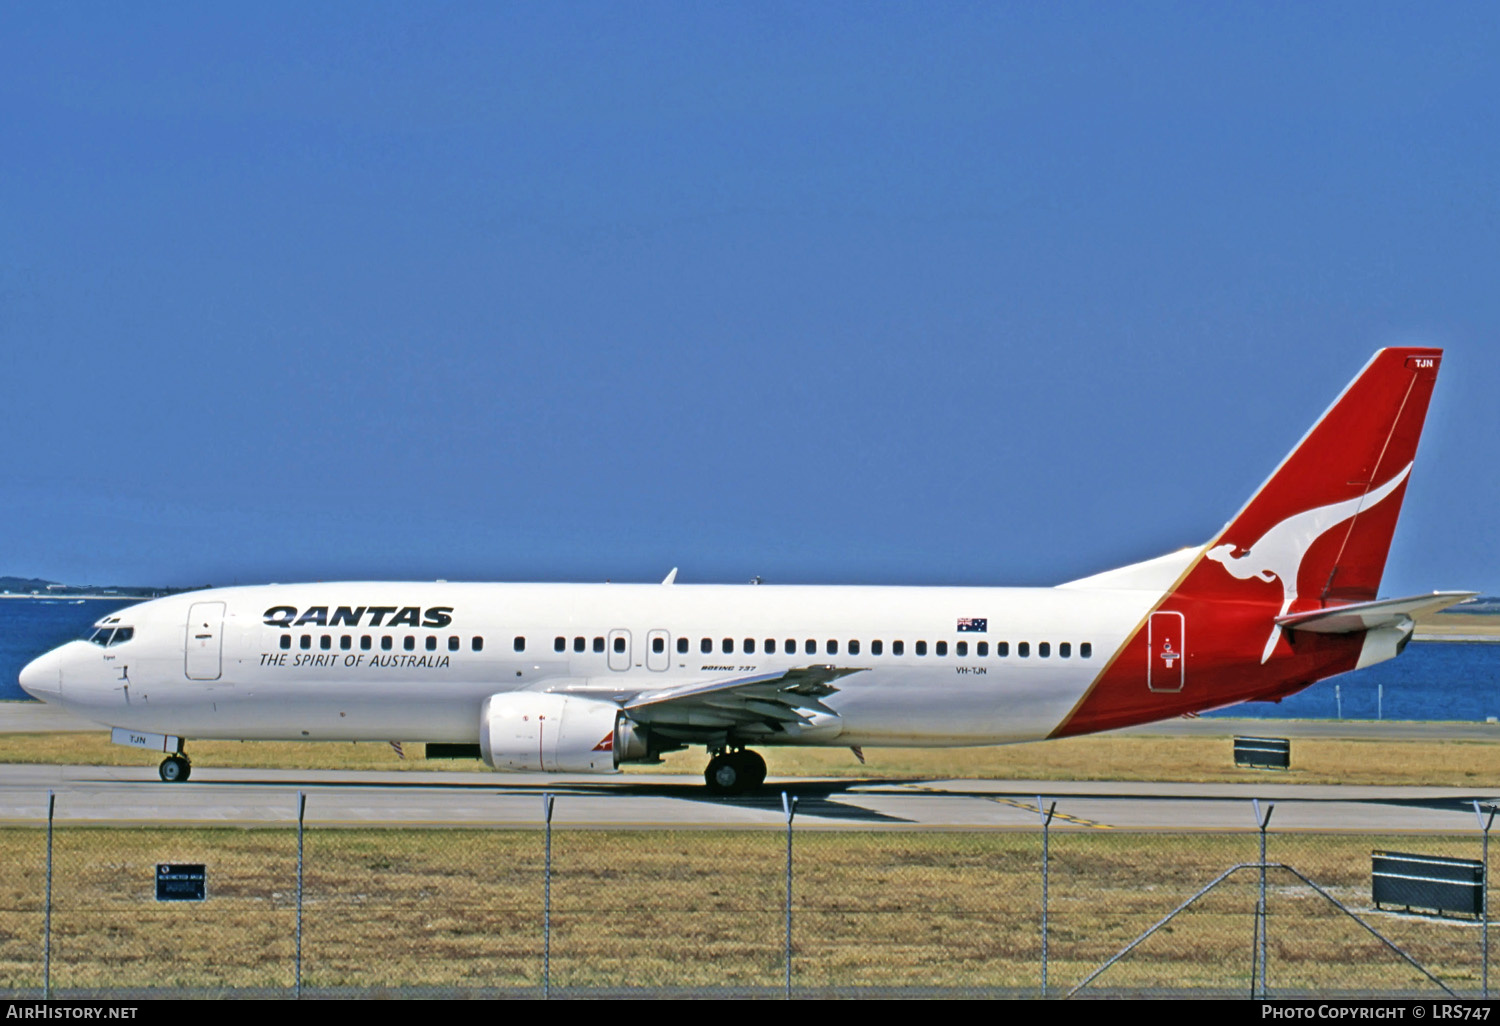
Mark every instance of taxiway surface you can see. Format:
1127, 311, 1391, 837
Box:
1, 762, 1495, 833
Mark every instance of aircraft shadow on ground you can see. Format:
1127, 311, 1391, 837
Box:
151, 772, 930, 823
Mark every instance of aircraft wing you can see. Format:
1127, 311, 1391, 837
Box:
1275, 592, 1478, 634
621, 664, 865, 739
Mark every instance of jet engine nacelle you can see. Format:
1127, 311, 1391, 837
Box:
480, 692, 639, 773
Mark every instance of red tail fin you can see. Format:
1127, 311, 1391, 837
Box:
1052, 348, 1442, 737
1184, 348, 1441, 616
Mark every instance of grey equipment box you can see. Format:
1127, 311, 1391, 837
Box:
1233, 736, 1290, 770
1372, 851, 1484, 918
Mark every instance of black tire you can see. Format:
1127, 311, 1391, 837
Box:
704, 753, 745, 796
159, 756, 190, 783
738, 749, 767, 789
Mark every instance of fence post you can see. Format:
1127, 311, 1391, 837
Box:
1476, 801, 1496, 998
1037, 796, 1055, 999
44, 790, 54, 1001
1252, 799, 1274, 999
295, 791, 306, 999
543, 793, 555, 1000
782, 791, 798, 1000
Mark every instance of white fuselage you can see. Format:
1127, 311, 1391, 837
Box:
23, 580, 1158, 748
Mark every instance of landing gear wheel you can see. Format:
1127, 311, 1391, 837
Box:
705, 752, 745, 796
159, 755, 191, 782
738, 749, 767, 789
704, 750, 765, 796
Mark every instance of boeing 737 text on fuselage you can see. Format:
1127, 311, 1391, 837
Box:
19, 348, 1471, 792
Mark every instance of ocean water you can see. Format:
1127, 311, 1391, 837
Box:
1, 598, 1498, 720
0, 598, 141, 701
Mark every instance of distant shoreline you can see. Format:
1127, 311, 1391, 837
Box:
0, 594, 151, 601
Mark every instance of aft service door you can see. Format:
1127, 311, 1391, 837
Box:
185, 602, 226, 681
1147, 610, 1185, 693
607, 629, 632, 672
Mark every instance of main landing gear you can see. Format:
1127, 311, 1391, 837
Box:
704, 749, 766, 796
159, 754, 192, 782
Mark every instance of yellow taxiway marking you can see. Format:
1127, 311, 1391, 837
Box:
907, 785, 1112, 829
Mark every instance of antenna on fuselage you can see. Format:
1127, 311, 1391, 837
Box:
662, 568, 678, 585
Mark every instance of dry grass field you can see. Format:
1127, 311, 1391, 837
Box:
0, 826, 1488, 995
4, 719, 1496, 995
3, 728, 1500, 787
1415, 613, 1500, 637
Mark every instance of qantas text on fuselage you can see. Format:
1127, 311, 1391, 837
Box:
262, 606, 454, 629
18, 348, 1470, 793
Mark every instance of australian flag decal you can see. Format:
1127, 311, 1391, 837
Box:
957, 617, 987, 633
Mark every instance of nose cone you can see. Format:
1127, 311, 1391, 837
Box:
19, 648, 62, 701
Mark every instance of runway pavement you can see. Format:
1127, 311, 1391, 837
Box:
5, 700, 1500, 832
2, 762, 1497, 833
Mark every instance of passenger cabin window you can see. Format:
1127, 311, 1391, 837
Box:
997, 642, 1009, 657
653, 636, 665, 654
320, 635, 331, 651
593, 637, 605, 653
804, 639, 816, 655
381, 636, 393, 651
744, 638, 755, 654
340, 636, 352, 651
472, 637, 483, 652
765, 638, 775, 654
1081, 642, 1092, 658
1018, 642, 1030, 658
280, 635, 291, 651
404, 637, 416, 652
936, 641, 948, 656
514, 636, 526, 652
1059, 642, 1071, 658
677, 637, 689, 654
301, 635, 312, 650
892, 640, 904, 656
826, 640, 838, 656
574, 637, 586, 653
977, 641, 988, 657
722, 638, 734, 654
701, 638, 712, 654
449, 636, 460, 652
426, 636, 438, 651
871, 640, 883, 656
1039, 642, 1051, 658
956, 641, 967, 657
784, 639, 796, 655
916, 641, 928, 656
360, 635, 372, 651
614, 636, 626, 654
849, 640, 860, 656
555, 637, 566, 653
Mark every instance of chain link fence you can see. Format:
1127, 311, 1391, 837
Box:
0, 793, 1494, 998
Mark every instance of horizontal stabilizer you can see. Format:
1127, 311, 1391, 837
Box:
1274, 592, 1478, 634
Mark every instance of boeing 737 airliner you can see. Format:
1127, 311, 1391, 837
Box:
19, 348, 1470, 793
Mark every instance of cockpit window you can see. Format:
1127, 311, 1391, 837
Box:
87, 626, 133, 646
88, 628, 114, 646
109, 627, 133, 646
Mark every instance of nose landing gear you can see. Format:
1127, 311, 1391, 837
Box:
704, 748, 766, 796
158, 754, 192, 782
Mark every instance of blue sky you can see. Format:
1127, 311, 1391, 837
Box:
3, 3, 1497, 595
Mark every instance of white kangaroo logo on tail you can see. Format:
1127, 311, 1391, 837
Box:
1205, 463, 1412, 663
